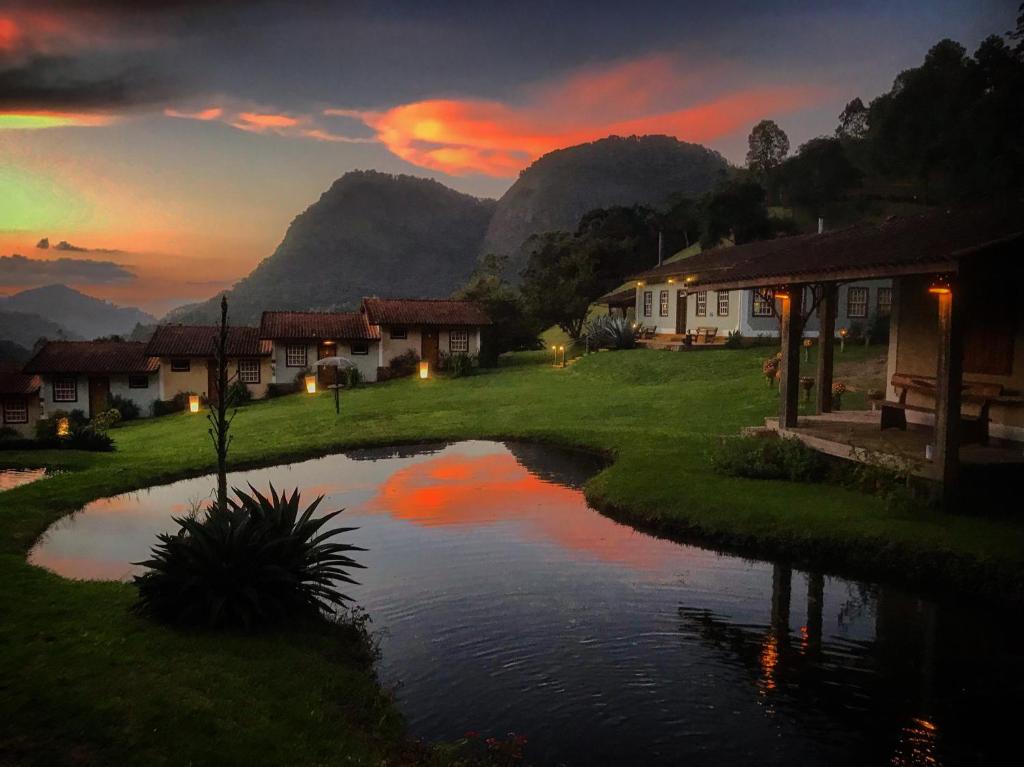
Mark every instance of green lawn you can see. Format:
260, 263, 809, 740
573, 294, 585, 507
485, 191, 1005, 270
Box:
2, 346, 1022, 765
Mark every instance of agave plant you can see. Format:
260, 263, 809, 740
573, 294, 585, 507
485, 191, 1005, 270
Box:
133, 484, 365, 629
585, 314, 637, 350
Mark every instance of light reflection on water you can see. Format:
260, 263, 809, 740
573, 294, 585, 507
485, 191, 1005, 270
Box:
0, 467, 47, 491
27, 441, 1024, 766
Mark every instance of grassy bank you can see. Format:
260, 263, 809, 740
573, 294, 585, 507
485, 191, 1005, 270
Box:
2, 345, 1022, 765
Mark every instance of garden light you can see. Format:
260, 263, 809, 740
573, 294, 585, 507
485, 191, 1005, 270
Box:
304, 375, 317, 394
56, 417, 70, 437
928, 275, 952, 295
419, 361, 429, 379
189, 394, 200, 413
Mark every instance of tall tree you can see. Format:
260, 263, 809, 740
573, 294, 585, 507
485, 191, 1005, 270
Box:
699, 180, 777, 248
746, 120, 790, 178
778, 137, 862, 215
836, 98, 869, 140
519, 232, 600, 339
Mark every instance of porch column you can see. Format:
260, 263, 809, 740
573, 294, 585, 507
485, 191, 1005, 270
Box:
805, 572, 824, 656
933, 286, 964, 507
815, 284, 837, 414
778, 288, 804, 428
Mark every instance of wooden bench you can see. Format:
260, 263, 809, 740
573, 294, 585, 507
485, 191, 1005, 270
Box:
637, 325, 657, 340
693, 326, 718, 344
880, 373, 1003, 444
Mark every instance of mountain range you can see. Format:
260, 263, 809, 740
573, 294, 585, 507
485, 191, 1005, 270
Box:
170, 135, 729, 325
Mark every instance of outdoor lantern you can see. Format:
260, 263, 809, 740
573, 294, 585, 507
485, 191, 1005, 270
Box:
304, 375, 317, 394
56, 417, 70, 438
636, 281, 645, 288
189, 394, 200, 413
667, 277, 675, 284
928, 275, 952, 295
419, 361, 429, 379
558, 345, 565, 368
774, 285, 791, 300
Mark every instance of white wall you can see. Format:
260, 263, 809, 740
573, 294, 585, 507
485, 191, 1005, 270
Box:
158, 357, 272, 400
271, 341, 380, 384
635, 283, 743, 338
109, 372, 160, 417
38, 372, 159, 419
379, 328, 423, 366
1, 395, 41, 436
39, 373, 86, 417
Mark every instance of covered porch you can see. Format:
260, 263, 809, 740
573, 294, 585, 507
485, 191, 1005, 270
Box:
687, 207, 1024, 510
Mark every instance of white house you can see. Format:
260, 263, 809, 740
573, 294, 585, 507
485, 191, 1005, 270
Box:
145, 325, 272, 401
260, 310, 381, 384
361, 297, 489, 372
0, 368, 42, 437
629, 255, 891, 344
23, 341, 160, 418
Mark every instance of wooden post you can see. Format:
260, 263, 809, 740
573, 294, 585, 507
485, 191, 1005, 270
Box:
778, 290, 804, 428
805, 572, 824, 656
933, 287, 964, 508
815, 284, 837, 415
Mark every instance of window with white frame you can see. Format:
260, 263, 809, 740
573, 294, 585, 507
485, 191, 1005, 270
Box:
847, 287, 869, 318
285, 344, 307, 367
695, 290, 708, 317
128, 375, 149, 389
53, 376, 77, 402
752, 289, 775, 317
3, 398, 28, 424
390, 327, 407, 340
877, 287, 893, 316
659, 290, 669, 317
238, 359, 260, 384
717, 291, 730, 316
351, 342, 369, 356
449, 330, 469, 353
170, 358, 190, 372
643, 291, 652, 317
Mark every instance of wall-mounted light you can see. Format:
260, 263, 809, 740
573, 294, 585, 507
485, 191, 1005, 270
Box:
419, 361, 429, 379
636, 281, 645, 288
667, 277, 675, 284
189, 394, 200, 413
305, 375, 317, 394
774, 286, 791, 300
928, 275, 952, 295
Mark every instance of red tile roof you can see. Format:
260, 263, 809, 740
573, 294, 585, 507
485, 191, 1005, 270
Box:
361, 298, 490, 327
0, 370, 41, 396
630, 205, 1024, 290
599, 287, 637, 307
260, 311, 380, 341
23, 341, 159, 375
146, 325, 271, 358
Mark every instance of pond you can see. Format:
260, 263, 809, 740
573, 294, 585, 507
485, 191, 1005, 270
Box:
0, 467, 48, 492
28, 441, 1023, 766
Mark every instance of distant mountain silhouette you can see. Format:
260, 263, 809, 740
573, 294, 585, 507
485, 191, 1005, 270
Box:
166, 136, 730, 321
0, 285, 155, 340
171, 171, 497, 324
482, 135, 729, 274
0, 339, 32, 367
0, 309, 79, 349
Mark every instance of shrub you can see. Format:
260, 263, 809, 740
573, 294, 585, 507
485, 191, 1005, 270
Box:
226, 378, 252, 406
107, 393, 141, 421
387, 350, 420, 378
724, 330, 744, 349
344, 366, 364, 388
440, 352, 476, 377
35, 409, 87, 441
710, 434, 828, 483
868, 312, 891, 345
67, 428, 115, 452
89, 408, 122, 433
266, 382, 297, 399
585, 315, 637, 350
33, 409, 114, 451
0, 426, 21, 441
133, 484, 365, 629
292, 367, 313, 390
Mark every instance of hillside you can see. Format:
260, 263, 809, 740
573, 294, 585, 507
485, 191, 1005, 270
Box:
172, 171, 497, 324
0, 285, 155, 340
0, 309, 79, 349
482, 135, 729, 273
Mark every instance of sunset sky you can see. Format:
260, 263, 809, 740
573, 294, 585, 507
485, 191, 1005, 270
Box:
0, 0, 1014, 315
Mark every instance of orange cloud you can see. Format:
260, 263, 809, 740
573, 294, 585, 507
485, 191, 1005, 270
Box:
0, 16, 21, 51
164, 106, 223, 121
331, 55, 825, 177
236, 111, 299, 129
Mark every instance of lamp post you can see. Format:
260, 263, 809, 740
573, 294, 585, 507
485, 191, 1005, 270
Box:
559, 345, 565, 368
839, 327, 848, 353
551, 345, 558, 366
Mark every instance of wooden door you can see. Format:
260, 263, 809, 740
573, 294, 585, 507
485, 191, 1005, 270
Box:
421, 329, 439, 368
88, 377, 109, 416
675, 291, 688, 334
207, 360, 218, 402
317, 342, 334, 386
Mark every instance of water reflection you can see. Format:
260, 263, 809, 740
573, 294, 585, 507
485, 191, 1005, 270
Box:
26, 441, 1024, 766
0, 467, 47, 491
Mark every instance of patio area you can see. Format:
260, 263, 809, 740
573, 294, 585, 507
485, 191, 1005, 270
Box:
762, 409, 1024, 481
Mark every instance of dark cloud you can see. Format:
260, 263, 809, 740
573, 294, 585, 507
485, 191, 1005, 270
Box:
0, 254, 135, 286
0, 55, 174, 111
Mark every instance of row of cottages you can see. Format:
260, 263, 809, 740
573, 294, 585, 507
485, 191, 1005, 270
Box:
617, 251, 891, 344
662, 205, 1023, 508
15, 297, 489, 424
260, 297, 489, 384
